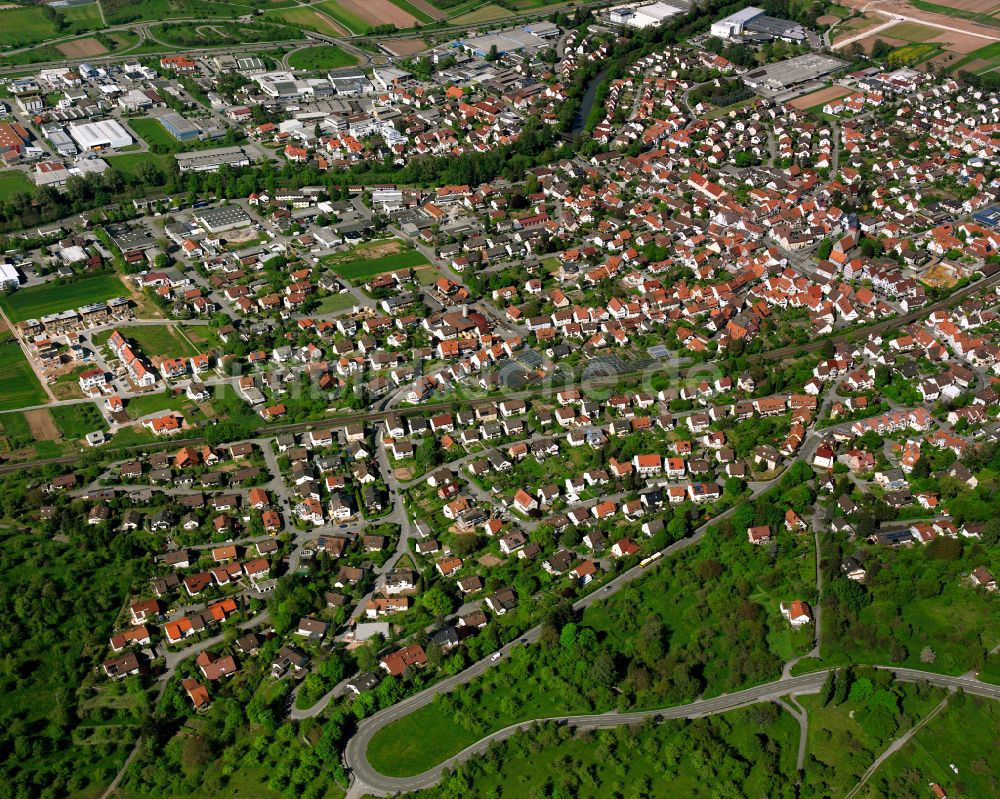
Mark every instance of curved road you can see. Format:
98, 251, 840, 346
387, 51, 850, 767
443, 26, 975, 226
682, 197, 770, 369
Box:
345, 667, 1000, 794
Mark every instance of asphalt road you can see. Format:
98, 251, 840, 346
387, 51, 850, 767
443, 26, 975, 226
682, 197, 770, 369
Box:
345, 667, 1000, 794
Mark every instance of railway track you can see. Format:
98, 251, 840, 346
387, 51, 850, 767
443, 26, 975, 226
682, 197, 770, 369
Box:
3, 267, 997, 477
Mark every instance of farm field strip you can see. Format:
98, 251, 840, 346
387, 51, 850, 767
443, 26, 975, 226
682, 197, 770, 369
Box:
0, 335, 47, 411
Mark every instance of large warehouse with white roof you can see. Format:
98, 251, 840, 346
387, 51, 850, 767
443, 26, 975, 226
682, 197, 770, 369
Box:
67, 120, 132, 151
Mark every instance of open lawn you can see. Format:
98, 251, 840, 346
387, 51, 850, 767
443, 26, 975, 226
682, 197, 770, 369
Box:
105, 152, 175, 178
325, 246, 430, 282
314, 293, 357, 314
0, 273, 127, 323
50, 403, 107, 439
367, 700, 480, 776
125, 390, 188, 419
287, 44, 359, 70
0, 170, 34, 201
0, 336, 47, 411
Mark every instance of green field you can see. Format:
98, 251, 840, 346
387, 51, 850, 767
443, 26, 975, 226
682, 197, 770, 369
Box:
0, 3, 103, 49
325, 246, 430, 282
951, 41, 1000, 74
313, 0, 371, 34
287, 44, 360, 70
451, 2, 513, 23
0, 273, 127, 323
389, 0, 435, 23
0, 170, 34, 201
882, 21, 939, 42
264, 5, 341, 35
888, 42, 942, 66
0, 335, 46, 411
911, 0, 1000, 28
101, 0, 257, 25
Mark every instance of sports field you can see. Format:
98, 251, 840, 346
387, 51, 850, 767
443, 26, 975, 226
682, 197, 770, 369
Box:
0, 335, 46, 411
0, 273, 127, 323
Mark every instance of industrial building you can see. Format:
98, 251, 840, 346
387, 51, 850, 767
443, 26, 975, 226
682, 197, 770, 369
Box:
742, 54, 846, 96
711, 6, 806, 42
43, 126, 77, 157
0, 122, 31, 159
453, 22, 560, 58
67, 120, 132, 151
193, 205, 253, 234
609, 2, 686, 29
175, 146, 252, 173
158, 112, 201, 142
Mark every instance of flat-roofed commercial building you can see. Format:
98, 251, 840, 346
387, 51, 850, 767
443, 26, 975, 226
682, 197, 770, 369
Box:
158, 112, 201, 142
68, 120, 132, 151
194, 205, 253, 234
176, 146, 251, 173
0, 262, 20, 291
